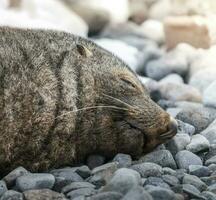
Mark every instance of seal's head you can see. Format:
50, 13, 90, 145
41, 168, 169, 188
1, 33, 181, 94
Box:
75, 42, 177, 160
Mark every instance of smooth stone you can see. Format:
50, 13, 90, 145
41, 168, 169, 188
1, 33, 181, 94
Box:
175, 150, 203, 170
3, 167, 28, 188
74, 166, 91, 179
61, 182, 95, 194
166, 108, 182, 118
144, 185, 175, 200
101, 168, 141, 195
23, 189, 66, 200
90, 191, 123, 200
165, 133, 191, 156
183, 174, 207, 191
113, 154, 132, 168
208, 164, 216, 173
177, 120, 196, 136
87, 155, 106, 169
205, 144, 216, 160
0, 190, 23, 200
201, 191, 216, 200
16, 173, 55, 192
139, 150, 177, 169
174, 169, 187, 182
205, 156, 216, 166
176, 106, 216, 133
143, 177, 170, 189
0, 181, 7, 197
186, 134, 210, 153
162, 167, 176, 176
201, 119, 216, 144
159, 73, 184, 85
203, 81, 216, 108
189, 165, 210, 177
92, 162, 118, 183
66, 188, 95, 199
122, 186, 153, 200
162, 175, 179, 187
200, 176, 216, 186
131, 162, 163, 178
207, 183, 216, 194
182, 184, 204, 199
87, 175, 106, 189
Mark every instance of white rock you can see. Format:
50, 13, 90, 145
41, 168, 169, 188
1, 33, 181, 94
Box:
159, 74, 184, 85
203, 80, 216, 108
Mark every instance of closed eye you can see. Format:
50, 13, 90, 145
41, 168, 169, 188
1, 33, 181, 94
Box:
120, 78, 136, 88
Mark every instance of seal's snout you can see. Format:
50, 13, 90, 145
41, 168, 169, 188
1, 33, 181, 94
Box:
159, 117, 178, 140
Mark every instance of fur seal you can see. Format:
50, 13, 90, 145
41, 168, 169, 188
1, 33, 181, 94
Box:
0, 27, 177, 174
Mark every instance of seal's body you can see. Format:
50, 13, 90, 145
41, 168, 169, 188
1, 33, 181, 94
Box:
0, 27, 177, 173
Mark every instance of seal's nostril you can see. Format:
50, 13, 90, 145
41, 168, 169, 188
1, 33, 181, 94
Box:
168, 117, 178, 134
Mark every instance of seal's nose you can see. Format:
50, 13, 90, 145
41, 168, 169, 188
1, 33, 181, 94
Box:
168, 117, 178, 134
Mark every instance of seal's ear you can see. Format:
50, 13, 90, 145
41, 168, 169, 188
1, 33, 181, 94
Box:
76, 44, 93, 58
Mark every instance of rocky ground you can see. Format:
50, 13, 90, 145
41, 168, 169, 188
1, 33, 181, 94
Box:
1, 0, 216, 200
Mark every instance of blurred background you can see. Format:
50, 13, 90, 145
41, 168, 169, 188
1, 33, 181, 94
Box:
1, 0, 216, 106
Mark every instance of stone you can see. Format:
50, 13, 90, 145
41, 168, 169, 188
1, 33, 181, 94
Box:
144, 185, 175, 200
0, 181, 7, 197
186, 134, 210, 153
0, 190, 23, 200
74, 166, 91, 179
165, 133, 191, 155
139, 150, 177, 169
183, 174, 207, 191
3, 167, 28, 187
101, 168, 141, 195
164, 15, 216, 49
90, 191, 123, 200
176, 106, 216, 133
201, 119, 216, 144
141, 19, 165, 45
16, 173, 55, 192
61, 182, 95, 194
189, 69, 216, 93
131, 162, 163, 178
200, 176, 216, 186
87, 175, 106, 189
203, 80, 216, 108
145, 51, 188, 80
175, 150, 203, 170
113, 154, 132, 168
162, 167, 176, 176
207, 183, 216, 194
202, 191, 216, 200
86, 155, 106, 169
189, 165, 210, 177
23, 189, 66, 200
205, 145, 216, 161
159, 73, 184, 85
162, 175, 180, 187
143, 177, 170, 189
66, 188, 95, 199
177, 120, 196, 136
157, 82, 202, 102
205, 156, 216, 166
122, 186, 153, 200
92, 162, 118, 183
174, 169, 187, 182
182, 184, 203, 199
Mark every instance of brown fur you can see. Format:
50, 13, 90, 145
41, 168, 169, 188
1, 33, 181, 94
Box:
0, 27, 176, 174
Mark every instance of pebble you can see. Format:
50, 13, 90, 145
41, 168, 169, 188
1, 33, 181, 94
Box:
16, 173, 55, 192
144, 185, 175, 200
61, 182, 95, 194
183, 174, 207, 191
162, 175, 180, 187
87, 174, 106, 189
92, 162, 118, 183
177, 120, 196, 136
113, 154, 132, 168
23, 189, 66, 200
122, 186, 153, 200
143, 177, 170, 189
207, 183, 216, 194
159, 73, 184, 85
165, 133, 191, 155
3, 167, 28, 188
182, 184, 204, 199
203, 80, 216, 108
189, 165, 210, 177
101, 168, 141, 194
90, 191, 123, 200
87, 155, 106, 169
201, 191, 216, 200
201, 119, 216, 144
175, 150, 203, 170
162, 167, 176, 176
205, 156, 216, 166
139, 150, 177, 169
66, 188, 95, 199
186, 134, 210, 153
0, 181, 7, 197
205, 144, 216, 160
131, 162, 163, 178
200, 176, 216, 186
0, 190, 23, 200
74, 166, 91, 179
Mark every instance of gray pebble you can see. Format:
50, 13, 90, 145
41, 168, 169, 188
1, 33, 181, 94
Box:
0, 190, 23, 200
162, 167, 176, 176
182, 184, 204, 199
201, 191, 216, 200
75, 166, 91, 179
101, 168, 141, 195
143, 177, 170, 189
207, 183, 216, 194
87, 175, 106, 189
139, 150, 177, 169
175, 150, 203, 170
183, 174, 207, 191
189, 165, 210, 177
131, 162, 163, 178
200, 176, 216, 186
61, 182, 95, 194
66, 188, 95, 199
16, 173, 55, 192
87, 155, 106, 169
177, 120, 196, 136
113, 154, 132, 168
122, 186, 153, 200
205, 155, 216, 166
90, 191, 123, 200
162, 175, 179, 187
0, 181, 7, 198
